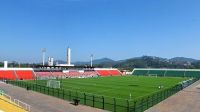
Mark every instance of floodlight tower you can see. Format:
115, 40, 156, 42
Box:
90, 54, 93, 67
42, 48, 46, 66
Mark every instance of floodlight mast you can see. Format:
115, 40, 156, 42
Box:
42, 48, 46, 66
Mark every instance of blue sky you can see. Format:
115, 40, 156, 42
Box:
0, 0, 200, 63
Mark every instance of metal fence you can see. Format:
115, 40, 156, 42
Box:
5, 78, 198, 112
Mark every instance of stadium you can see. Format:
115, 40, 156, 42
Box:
1, 0, 200, 112
0, 47, 200, 112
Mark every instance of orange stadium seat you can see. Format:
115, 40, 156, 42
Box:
15, 70, 35, 80
96, 70, 111, 76
0, 70, 17, 80
109, 70, 122, 76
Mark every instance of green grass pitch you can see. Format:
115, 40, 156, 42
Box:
24, 76, 188, 111
29, 76, 187, 100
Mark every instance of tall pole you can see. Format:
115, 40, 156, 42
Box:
42, 48, 46, 66
67, 47, 71, 65
18, 62, 20, 68
90, 54, 93, 67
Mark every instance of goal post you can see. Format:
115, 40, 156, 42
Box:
47, 80, 60, 89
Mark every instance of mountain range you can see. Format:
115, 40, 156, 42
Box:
1, 56, 200, 70
53, 56, 200, 70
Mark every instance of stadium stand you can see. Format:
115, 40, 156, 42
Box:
94, 68, 122, 76
65, 71, 82, 78
185, 71, 200, 77
96, 70, 111, 76
34, 68, 122, 79
109, 70, 122, 76
0, 67, 122, 80
82, 71, 98, 77
35, 71, 81, 79
165, 70, 185, 77
34, 71, 67, 80
52, 72, 65, 77
132, 68, 200, 77
35, 72, 52, 77
148, 70, 166, 77
15, 70, 35, 80
0, 68, 35, 80
132, 69, 149, 76
0, 70, 17, 80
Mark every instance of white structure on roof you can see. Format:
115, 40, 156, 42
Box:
90, 54, 93, 67
67, 47, 71, 65
56, 47, 74, 67
1, 61, 33, 70
94, 68, 118, 70
48, 57, 54, 66
4, 61, 8, 68
42, 48, 46, 66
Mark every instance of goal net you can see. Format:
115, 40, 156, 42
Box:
47, 80, 60, 89
148, 74, 158, 77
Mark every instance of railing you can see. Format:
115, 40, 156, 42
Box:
6, 78, 198, 112
0, 90, 30, 111
14, 99, 31, 111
